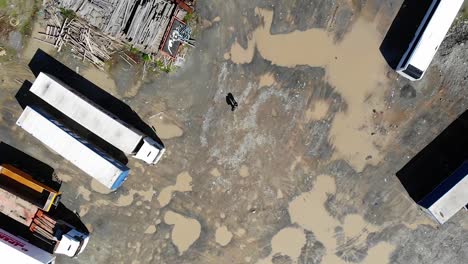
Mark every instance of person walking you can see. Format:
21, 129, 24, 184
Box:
226, 93, 238, 111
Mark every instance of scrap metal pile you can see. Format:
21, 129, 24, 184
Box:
55, 0, 177, 54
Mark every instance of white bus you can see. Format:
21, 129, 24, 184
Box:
396, 0, 464, 81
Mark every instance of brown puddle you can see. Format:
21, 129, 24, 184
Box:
57, 173, 73, 183
362, 242, 396, 264
157, 171, 192, 207
210, 168, 222, 177
257, 227, 306, 264
258, 73, 276, 88
77, 186, 91, 201
82, 67, 119, 96
305, 100, 330, 121
215, 226, 233, 246
164, 210, 201, 255
229, 8, 390, 172
149, 113, 184, 140
259, 175, 395, 264
239, 165, 250, 177
91, 179, 112, 194
144, 224, 157, 234
93, 187, 154, 207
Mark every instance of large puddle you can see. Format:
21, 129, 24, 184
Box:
258, 175, 395, 264
229, 8, 390, 172
164, 210, 201, 255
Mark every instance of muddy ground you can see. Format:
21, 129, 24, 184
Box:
0, 0, 468, 263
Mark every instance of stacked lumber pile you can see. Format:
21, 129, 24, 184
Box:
35, 10, 124, 69
56, 0, 176, 53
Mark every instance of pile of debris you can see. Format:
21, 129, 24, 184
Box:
54, 0, 192, 54
35, 11, 124, 69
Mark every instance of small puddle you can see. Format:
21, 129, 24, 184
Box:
57, 173, 73, 183
91, 179, 112, 194
77, 186, 91, 201
157, 171, 192, 207
164, 210, 201, 255
362, 242, 396, 264
305, 100, 330, 121
210, 168, 221, 177
215, 226, 233, 246
239, 165, 250, 177
144, 224, 157, 234
82, 67, 118, 96
150, 113, 184, 140
257, 227, 306, 264
258, 73, 276, 88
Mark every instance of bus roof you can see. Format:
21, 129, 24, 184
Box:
407, 0, 464, 72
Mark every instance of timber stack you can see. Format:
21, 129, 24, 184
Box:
35, 11, 124, 70
54, 0, 193, 54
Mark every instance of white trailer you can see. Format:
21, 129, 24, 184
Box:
30, 72, 165, 165
0, 228, 55, 264
16, 106, 130, 190
418, 162, 468, 224
396, 0, 465, 80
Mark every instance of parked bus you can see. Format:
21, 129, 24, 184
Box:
396, 0, 465, 81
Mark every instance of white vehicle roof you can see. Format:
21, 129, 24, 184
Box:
30, 73, 144, 154
402, 0, 464, 74
16, 106, 129, 190
0, 227, 55, 264
134, 137, 166, 165
420, 162, 468, 224
55, 229, 89, 257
